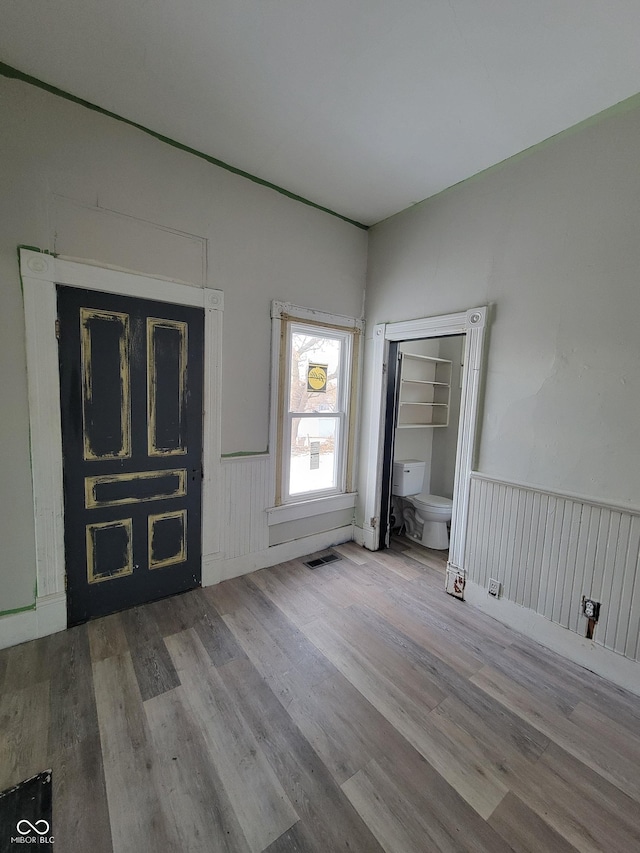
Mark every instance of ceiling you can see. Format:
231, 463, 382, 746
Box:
2, 0, 640, 226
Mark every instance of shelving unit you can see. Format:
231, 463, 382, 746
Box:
396, 352, 452, 428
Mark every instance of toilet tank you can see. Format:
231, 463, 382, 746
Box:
392, 459, 425, 496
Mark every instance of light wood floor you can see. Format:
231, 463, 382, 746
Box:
2, 540, 640, 852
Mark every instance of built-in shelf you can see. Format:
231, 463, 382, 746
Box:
397, 352, 452, 428
401, 379, 449, 386
397, 423, 449, 429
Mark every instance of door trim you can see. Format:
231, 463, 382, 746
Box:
360, 307, 488, 593
20, 248, 223, 633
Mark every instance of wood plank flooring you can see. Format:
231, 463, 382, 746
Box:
1, 539, 640, 852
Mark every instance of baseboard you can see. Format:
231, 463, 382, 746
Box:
353, 524, 377, 550
203, 525, 354, 586
36, 592, 67, 637
0, 592, 67, 651
0, 608, 36, 650
464, 580, 640, 698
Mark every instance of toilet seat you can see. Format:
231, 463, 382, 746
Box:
410, 493, 453, 515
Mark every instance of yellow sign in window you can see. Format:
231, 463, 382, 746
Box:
307, 363, 328, 392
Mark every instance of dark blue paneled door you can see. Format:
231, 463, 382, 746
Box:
57, 285, 204, 626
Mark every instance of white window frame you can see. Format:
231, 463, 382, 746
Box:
282, 321, 352, 503
268, 301, 363, 524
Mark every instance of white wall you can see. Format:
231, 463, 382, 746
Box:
362, 96, 640, 685
0, 77, 367, 617
366, 101, 640, 503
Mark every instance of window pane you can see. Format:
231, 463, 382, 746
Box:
289, 331, 342, 414
289, 417, 339, 495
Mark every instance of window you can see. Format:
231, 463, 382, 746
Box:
272, 304, 361, 508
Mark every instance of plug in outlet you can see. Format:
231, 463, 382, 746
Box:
582, 597, 600, 620
488, 578, 501, 598
582, 596, 601, 639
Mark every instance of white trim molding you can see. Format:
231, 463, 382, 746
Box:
361, 306, 489, 591
353, 522, 378, 551
271, 300, 365, 332
471, 471, 640, 518
359, 324, 387, 551
17, 248, 223, 646
266, 492, 357, 525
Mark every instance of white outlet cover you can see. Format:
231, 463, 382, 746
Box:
488, 578, 501, 597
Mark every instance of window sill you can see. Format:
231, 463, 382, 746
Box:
266, 492, 357, 526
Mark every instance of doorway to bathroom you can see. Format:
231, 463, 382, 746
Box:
380, 334, 465, 563
363, 307, 487, 597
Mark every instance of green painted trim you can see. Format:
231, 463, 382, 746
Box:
0, 603, 36, 618
18, 244, 56, 256
221, 450, 269, 458
0, 62, 368, 232
373, 90, 640, 228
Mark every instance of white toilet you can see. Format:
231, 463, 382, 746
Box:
392, 459, 453, 550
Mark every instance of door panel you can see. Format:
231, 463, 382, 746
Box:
147, 317, 188, 456
80, 307, 131, 460
57, 285, 204, 626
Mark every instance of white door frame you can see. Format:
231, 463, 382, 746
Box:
20, 248, 223, 636
361, 306, 487, 592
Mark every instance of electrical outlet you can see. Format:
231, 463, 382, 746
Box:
488, 578, 501, 597
582, 597, 600, 621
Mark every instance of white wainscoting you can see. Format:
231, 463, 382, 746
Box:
465, 474, 640, 663
218, 456, 272, 559
203, 453, 354, 586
